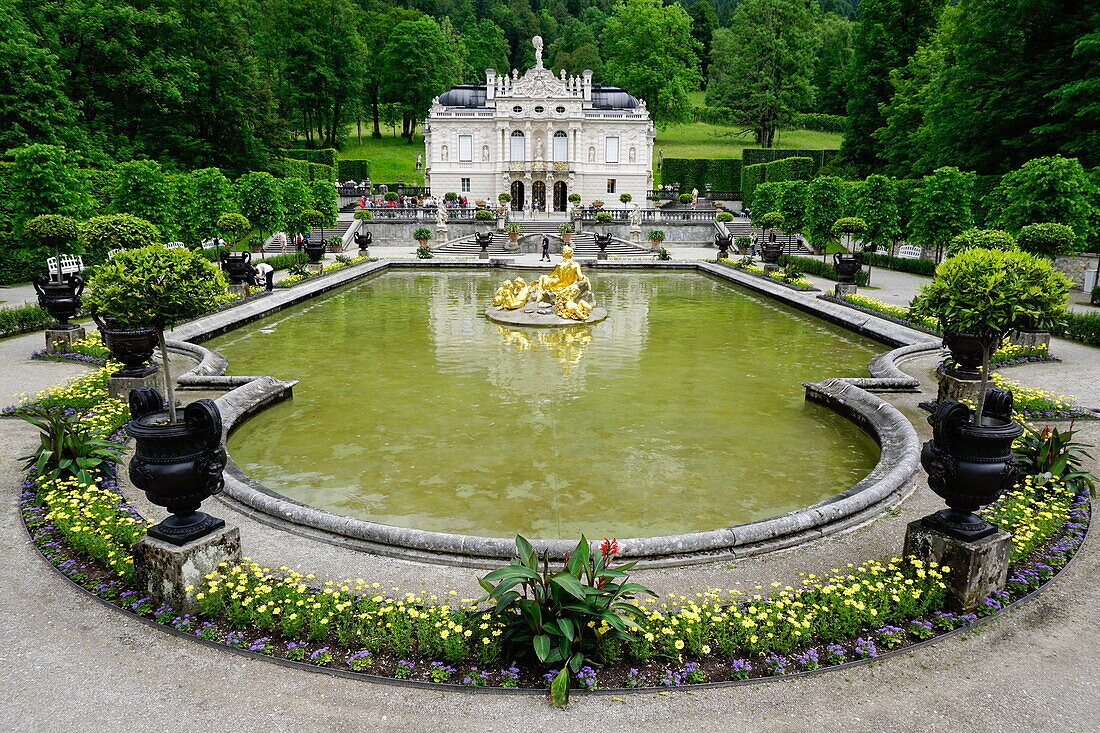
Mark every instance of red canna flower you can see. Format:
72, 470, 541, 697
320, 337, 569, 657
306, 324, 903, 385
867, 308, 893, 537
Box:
599, 538, 620, 558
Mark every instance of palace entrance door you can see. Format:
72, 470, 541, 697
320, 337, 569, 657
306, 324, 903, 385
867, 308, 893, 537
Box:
510, 180, 525, 210
532, 181, 546, 211
553, 181, 567, 211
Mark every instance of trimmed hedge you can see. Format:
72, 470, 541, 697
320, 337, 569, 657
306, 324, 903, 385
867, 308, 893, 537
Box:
282, 158, 309, 180
1056, 311, 1100, 347
0, 302, 53, 338
282, 149, 338, 168
742, 148, 839, 170
766, 156, 813, 183
866, 252, 937, 276
781, 254, 869, 286
793, 113, 847, 133
740, 163, 767, 207
308, 163, 336, 182
337, 160, 371, 181
0, 246, 48, 286
661, 158, 742, 193
691, 105, 739, 125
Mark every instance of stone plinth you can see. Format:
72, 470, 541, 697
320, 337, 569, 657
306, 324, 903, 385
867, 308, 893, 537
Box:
834, 283, 858, 298
227, 283, 250, 298
486, 305, 608, 327
937, 372, 983, 404
133, 525, 242, 615
763, 263, 781, 275
597, 250, 608, 260
107, 368, 165, 400
904, 520, 1011, 611
630, 226, 641, 244
45, 326, 87, 354
358, 248, 370, 258
305, 263, 324, 275
1009, 329, 1050, 350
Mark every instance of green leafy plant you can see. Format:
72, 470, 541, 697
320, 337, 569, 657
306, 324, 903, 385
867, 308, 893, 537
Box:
1016, 223, 1078, 258
568, 193, 581, 204
595, 212, 613, 223
506, 222, 520, 234
25, 214, 81, 282
384, 192, 399, 203
215, 213, 251, 247
648, 229, 666, 243
79, 214, 160, 261
18, 409, 124, 485
83, 246, 227, 423
619, 193, 632, 204
498, 193, 512, 204
591, 200, 605, 208
1014, 423, 1096, 496
353, 209, 374, 221
677, 193, 693, 204
715, 212, 734, 222
945, 229, 1018, 258
656, 247, 672, 260
558, 222, 574, 234
443, 192, 458, 202
735, 236, 752, 251
416, 244, 433, 259
475, 209, 495, 221
478, 536, 655, 707
412, 227, 432, 243
759, 211, 784, 231
910, 248, 1071, 420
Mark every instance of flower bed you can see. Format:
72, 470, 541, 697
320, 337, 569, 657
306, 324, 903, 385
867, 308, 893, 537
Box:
11, 369, 1091, 697
276, 257, 369, 288
820, 293, 940, 335
718, 258, 816, 291
937, 341, 1059, 374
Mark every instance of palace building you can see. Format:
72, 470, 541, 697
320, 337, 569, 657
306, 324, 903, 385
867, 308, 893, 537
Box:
424, 37, 654, 212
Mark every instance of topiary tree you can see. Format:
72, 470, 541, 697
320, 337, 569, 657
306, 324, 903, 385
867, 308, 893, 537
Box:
759, 211, 784, 235
945, 229, 1018, 258
984, 156, 1096, 240
909, 166, 975, 260
775, 180, 808, 233
279, 177, 312, 241
619, 193, 633, 204
911, 248, 1071, 421
309, 180, 338, 238
216, 214, 251, 247
9, 144, 84, 231
498, 193, 513, 205
413, 227, 432, 243
176, 168, 234, 246
568, 193, 581, 205
84, 246, 227, 423
803, 176, 846, 251
79, 214, 161, 261
235, 172, 285, 244
678, 193, 694, 204
832, 217, 867, 251
716, 211, 734, 222
1016, 222, 1079, 258
851, 174, 900, 251
24, 215, 80, 282
444, 192, 458, 202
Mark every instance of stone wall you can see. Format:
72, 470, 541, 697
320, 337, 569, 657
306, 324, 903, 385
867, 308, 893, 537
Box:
578, 221, 717, 247
1053, 254, 1100, 291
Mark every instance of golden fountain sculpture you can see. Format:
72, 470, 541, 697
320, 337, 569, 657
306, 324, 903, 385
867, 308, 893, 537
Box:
490, 246, 599, 323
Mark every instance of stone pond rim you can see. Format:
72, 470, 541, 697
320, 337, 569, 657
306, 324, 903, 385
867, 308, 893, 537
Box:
159, 259, 943, 568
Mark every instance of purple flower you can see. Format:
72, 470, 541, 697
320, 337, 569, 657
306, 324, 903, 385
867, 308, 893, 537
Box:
310, 647, 331, 661
854, 637, 877, 658
763, 654, 788, 675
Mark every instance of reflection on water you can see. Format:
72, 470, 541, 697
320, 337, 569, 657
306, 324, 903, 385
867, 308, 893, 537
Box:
210, 270, 882, 539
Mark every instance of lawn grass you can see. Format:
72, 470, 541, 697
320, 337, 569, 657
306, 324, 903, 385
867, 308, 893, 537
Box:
332, 120, 843, 187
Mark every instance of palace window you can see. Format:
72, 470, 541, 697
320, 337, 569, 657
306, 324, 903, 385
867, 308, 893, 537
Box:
553, 131, 568, 163
461, 177, 471, 193
534, 106, 544, 113
555, 106, 566, 113
606, 179, 616, 194
458, 135, 472, 162
512, 105, 523, 113
605, 136, 619, 163
510, 130, 525, 162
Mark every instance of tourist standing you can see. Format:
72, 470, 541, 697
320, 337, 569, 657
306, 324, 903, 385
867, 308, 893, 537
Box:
541, 234, 551, 261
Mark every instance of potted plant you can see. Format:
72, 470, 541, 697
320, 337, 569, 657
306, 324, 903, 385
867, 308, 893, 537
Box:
759, 211, 785, 264
910, 248, 1071, 539
568, 193, 581, 206
558, 222, 574, 244
498, 192, 513, 208
735, 236, 752, 254
413, 227, 432, 247
648, 229, 666, 249
326, 235, 344, 253
505, 222, 520, 242
25, 214, 84, 330
619, 193, 632, 205
475, 209, 495, 223
591, 200, 605, 210
416, 243, 433, 259
84, 247, 229, 545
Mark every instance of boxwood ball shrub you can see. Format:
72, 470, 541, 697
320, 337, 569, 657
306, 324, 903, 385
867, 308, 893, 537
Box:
78, 213, 160, 261
619, 193, 632, 204
444, 192, 458, 202
678, 193, 693, 204
385, 193, 398, 203
353, 209, 374, 221
945, 228, 1018, 258
1016, 223, 1078, 258
412, 227, 432, 242
716, 211, 734, 222
216, 213, 251, 245
474, 209, 495, 221
568, 193, 581, 204
759, 211, 784, 230
595, 212, 613, 223
498, 193, 512, 204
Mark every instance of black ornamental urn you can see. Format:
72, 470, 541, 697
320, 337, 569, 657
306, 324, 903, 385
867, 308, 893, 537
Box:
34, 274, 84, 330
761, 240, 783, 264
355, 230, 372, 255
594, 232, 612, 260
715, 233, 733, 260
833, 253, 863, 283
304, 239, 327, 264
127, 388, 228, 546
92, 312, 159, 378
219, 250, 253, 284
942, 331, 1002, 380
474, 231, 494, 258
919, 388, 1023, 540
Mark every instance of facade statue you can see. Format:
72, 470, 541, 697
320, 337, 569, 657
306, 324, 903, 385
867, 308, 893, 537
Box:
533, 36, 544, 68
629, 204, 643, 227
436, 207, 448, 228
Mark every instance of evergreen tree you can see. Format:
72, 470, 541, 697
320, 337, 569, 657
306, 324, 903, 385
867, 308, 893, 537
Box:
706, 0, 815, 147
842, 0, 946, 173
380, 19, 461, 143
812, 13, 853, 116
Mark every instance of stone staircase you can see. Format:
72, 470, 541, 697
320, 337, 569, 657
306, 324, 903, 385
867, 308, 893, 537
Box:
719, 220, 811, 255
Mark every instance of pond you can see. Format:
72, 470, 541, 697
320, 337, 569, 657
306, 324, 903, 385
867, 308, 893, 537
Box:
208, 269, 882, 539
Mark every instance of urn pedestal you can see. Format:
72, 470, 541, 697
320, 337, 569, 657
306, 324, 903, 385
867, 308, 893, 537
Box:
903, 521, 1011, 612
45, 326, 87, 354
834, 283, 858, 298
133, 525, 242, 615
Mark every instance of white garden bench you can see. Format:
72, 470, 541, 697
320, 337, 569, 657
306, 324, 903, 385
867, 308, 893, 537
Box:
164, 242, 185, 250
107, 249, 123, 259
896, 244, 923, 260
45, 254, 85, 277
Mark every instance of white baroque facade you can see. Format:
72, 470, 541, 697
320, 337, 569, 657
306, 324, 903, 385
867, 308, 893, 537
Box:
424, 37, 654, 211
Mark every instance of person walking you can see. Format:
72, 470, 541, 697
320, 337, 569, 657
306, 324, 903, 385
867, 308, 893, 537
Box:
540, 233, 551, 261
254, 261, 275, 292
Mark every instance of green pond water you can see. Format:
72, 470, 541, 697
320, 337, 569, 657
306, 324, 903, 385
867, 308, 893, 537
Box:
209, 269, 882, 539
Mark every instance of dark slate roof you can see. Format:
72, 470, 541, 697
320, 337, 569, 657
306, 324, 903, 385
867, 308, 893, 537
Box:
437, 82, 641, 110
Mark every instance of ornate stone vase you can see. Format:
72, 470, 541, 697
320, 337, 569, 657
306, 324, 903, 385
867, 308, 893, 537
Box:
833, 253, 863, 283
475, 231, 494, 254
304, 240, 326, 264
92, 312, 159, 378
595, 233, 612, 253
34, 274, 84, 330
354, 230, 372, 252
219, 250, 253, 283
126, 388, 227, 546
919, 388, 1023, 540
761, 242, 783, 264
942, 331, 1001, 380
714, 233, 733, 260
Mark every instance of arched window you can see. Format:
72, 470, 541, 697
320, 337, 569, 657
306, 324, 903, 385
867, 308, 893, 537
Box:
553, 131, 567, 163
510, 130, 524, 162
